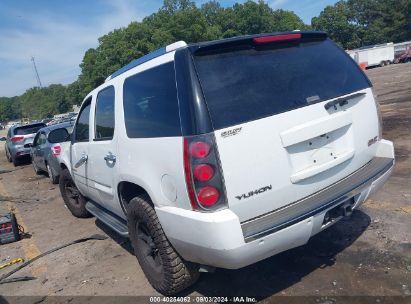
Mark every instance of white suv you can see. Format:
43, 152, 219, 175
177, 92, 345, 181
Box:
58, 32, 395, 295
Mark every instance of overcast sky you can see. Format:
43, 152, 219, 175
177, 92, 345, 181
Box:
0, 0, 337, 97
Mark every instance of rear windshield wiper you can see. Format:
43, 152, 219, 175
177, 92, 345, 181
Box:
324, 92, 366, 110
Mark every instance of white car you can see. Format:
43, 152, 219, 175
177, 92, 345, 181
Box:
57, 32, 395, 295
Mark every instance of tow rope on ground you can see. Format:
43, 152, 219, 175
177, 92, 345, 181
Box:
0, 234, 108, 284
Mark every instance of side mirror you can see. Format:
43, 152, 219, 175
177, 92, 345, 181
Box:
48, 128, 70, 144
0, 137, 6, 141
24, 143, 33, 148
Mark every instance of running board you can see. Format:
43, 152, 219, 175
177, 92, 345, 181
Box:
85, 201, 129, 237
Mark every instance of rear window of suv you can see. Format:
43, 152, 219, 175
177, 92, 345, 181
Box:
14, 123, 45, 135
193, 39, 370, 130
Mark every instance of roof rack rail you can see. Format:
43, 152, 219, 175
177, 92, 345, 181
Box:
105, 41, 187, 82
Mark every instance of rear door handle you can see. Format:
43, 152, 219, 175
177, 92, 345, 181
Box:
104, 152, 116, 165
74, 153, 88, 168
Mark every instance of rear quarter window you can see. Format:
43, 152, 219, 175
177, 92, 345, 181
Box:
193, 39, 370, 129
123, 62, 181, 138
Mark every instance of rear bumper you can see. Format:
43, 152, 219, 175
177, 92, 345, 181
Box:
241, 155, 393, 242
157, 140, 394, 269
9, 145, 31, 158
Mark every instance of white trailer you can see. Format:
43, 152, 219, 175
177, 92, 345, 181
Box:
347, 43, 395, 68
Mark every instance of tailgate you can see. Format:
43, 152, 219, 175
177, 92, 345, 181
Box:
192, 33, 379, 222
23, 134, 35, 145
215, 88, 379, 221
13, 123, 45, 146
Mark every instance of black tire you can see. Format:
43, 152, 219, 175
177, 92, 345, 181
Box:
127, 195, 199, 295
47, 163, 59, 184
59, 168, 91, 218
6, 149, 12, 163
12, 157, 20, 167
32, 159, 42, 175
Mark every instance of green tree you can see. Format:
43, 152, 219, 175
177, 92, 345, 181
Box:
0, 97, 20, 122
313, 0, 411, 48
73, 0, 305, 109
66, 81, 81, 106
3, 0, 409, 121
312, 1, 361, 49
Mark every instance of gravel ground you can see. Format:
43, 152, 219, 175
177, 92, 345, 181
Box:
0, 63, 410, 302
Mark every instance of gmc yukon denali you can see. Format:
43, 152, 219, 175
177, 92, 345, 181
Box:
56, 32, 395, 295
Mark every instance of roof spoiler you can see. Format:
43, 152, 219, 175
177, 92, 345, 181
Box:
190, 31, 327, 56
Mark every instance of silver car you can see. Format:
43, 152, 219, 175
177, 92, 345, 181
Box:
28, 122, 73, 184
5, 123, 46, 166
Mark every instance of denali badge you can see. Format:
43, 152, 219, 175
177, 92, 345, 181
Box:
221, 127, 242, 138
236, 185, 272, 200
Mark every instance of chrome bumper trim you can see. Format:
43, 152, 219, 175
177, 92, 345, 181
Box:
241, 157, 394, 242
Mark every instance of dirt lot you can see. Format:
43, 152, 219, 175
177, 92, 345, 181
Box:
0, 63, 410, 302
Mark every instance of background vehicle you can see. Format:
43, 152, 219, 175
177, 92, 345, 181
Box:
5, 122, 46, 166
347, 42, 394, 68
397, 49, 411, 63
58, 32, 395, 295
41, 118, 53, 124
28, 121, 73, 184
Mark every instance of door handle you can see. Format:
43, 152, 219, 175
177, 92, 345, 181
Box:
104, 152, 116, 165
74, 153, 88, 168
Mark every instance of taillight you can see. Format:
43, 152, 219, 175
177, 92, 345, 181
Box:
52, 144, 61, 156
197, 186, 219, 206
193, 164, 214, 181
183, 134, 227, 211
11, 136, 24, 143
190, 141, 211, 158
253, 33, 301, 44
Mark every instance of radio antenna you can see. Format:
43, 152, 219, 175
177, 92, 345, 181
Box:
31, 56, 42, 88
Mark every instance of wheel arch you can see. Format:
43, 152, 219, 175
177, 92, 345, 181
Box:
59, 161, 71, 175
118, 181, 154, 215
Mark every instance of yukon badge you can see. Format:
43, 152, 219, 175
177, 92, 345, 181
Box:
236, 185, 272, 200
221, 127, 242, 138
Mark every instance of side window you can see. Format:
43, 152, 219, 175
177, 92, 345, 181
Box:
39, 133, 47, 145
74, 99, 91, 142
95, 86, 115, 140
123, 62, 181, 138
33, 133, 40, 146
